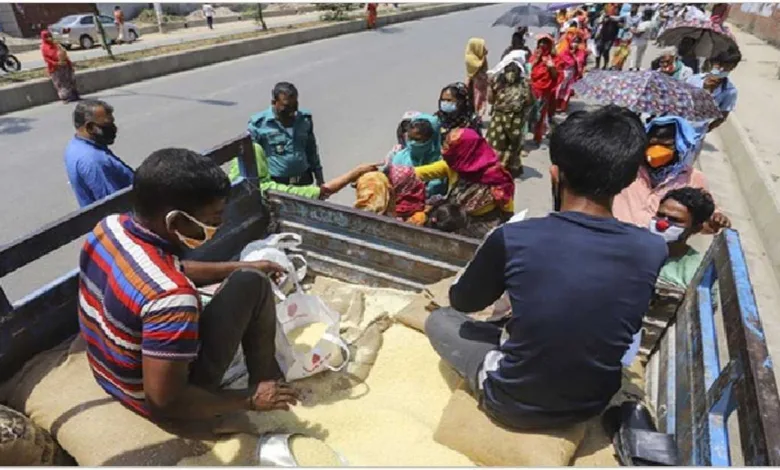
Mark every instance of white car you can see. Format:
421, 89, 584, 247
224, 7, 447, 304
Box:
49, 14, 140, 50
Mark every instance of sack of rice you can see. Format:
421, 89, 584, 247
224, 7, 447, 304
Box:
433, 388, 587, 466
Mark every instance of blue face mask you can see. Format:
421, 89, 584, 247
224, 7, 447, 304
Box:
439, 101, 457, 114
709, 67, 730, 79
408, 139, 434, 162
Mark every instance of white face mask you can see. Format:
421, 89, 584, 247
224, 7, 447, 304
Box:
648, 217, 685, 243
165, 210, 219, 249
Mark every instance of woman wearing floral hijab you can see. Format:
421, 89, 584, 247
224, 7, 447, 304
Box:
486, 50, 533, 177
436, 82, 482, 140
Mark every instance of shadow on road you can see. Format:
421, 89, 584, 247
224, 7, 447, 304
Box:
377, 26, 404, 34
0, 116, 35, 135
519, 164, 543, 181
92, 89, 237, 107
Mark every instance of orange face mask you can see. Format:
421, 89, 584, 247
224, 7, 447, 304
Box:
646, 145, 675, 168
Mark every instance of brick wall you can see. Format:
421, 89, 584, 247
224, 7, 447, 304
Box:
729, 3, 780, 47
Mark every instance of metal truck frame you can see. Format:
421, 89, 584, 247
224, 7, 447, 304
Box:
1, 134, 778, 465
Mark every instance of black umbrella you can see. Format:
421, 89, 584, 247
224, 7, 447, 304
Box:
492, 4, 559, 28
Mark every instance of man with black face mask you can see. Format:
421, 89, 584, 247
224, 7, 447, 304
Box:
247, 82, 324, 187
425, 105, 668, 431
64, 99, 134, 208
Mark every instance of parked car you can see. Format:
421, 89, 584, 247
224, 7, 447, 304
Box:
48, 14, 140, 50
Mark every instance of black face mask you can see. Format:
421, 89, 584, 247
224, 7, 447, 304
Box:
552, 181, 562, 212
275, 107, 297, 121
91, 122, 118, 146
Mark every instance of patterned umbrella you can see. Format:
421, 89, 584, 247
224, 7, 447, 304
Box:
657, 18, 738, 57
492, 4, 559, 28
572, 70, 722, 121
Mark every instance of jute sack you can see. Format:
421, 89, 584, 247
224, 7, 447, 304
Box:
0, 404, 72, 465
3, 336, 310, 466
571, 358, 648, 467
433, 387, 587, 466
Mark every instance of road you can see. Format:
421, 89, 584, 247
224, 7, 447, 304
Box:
13, 11, 325, 72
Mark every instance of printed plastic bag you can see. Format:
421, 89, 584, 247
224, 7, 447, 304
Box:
240, 233, 308, 294
274, 277, 350, 381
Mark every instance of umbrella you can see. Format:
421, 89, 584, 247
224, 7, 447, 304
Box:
571, 70, 722, 121
657, 18, 738, 57
545, 3, 583, 12
492, 4, 558, 28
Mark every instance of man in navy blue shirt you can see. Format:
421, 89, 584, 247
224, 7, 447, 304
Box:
64, 99, 134, 208
425, 105, 668, 431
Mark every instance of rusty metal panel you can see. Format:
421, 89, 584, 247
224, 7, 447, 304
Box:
269, 192, 481, 268
10, 3, 95, 38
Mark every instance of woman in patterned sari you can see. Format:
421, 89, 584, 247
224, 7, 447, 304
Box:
40, 30, 79, 103
414, 128, 515, 238
486, 50, 533, 177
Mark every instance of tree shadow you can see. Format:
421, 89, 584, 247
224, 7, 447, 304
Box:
0, 116, 35, 135
518, 164, 543, 181
92, 89, 237, 107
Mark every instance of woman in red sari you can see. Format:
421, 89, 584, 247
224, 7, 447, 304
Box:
366, 3, 378, 29
554, 34, 580, 113
529, 35, 559, 144
40, 30, 79, 103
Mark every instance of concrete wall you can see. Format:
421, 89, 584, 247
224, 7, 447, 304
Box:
729, 3, 780, 47
0, 4, 481, 115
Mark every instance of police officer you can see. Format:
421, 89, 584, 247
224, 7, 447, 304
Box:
247, 82, 324, 186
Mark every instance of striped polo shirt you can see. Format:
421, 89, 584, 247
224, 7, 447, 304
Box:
78, 214, 201, 417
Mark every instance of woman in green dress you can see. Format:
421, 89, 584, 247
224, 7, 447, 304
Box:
486, 50, 533, 178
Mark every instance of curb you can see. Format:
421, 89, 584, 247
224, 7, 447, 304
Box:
0, 4, 480, 115
5, 7, 321, 54
716, 115, 780, 284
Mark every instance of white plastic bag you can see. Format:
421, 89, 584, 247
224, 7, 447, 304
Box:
240, 233, 308, 294
274, 278, 351, 381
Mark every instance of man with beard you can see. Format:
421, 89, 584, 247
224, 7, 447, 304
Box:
64, 99, 134, 208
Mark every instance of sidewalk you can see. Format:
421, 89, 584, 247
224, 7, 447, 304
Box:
11, 10, 324, 72
725, 25, 780, 194
716, 24, 780, 287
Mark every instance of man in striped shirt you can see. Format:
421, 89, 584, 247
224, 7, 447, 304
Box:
78, 147, 298, 422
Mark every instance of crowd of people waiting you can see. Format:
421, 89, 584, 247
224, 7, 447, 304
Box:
58, 1, 744, 438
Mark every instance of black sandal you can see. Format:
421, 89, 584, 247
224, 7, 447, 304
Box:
602, 401, 678, 466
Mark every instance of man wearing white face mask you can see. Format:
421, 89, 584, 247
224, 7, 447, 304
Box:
77, 147, 300, 423
622, 186, 716, 366
649, 187, 715, 288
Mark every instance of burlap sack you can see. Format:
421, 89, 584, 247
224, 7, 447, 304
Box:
571, 358, 648, 466
3, 336, 313, 466
0, 404, 73, 465
433, 387, 587, 466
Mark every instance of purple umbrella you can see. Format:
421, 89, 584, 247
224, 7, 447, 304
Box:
572, 70, 722, 122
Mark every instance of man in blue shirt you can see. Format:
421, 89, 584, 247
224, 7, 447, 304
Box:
687, 47, 741, 133
247, 82, 324, 186
64, 99, 134, 208
425, 106, 668, 431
